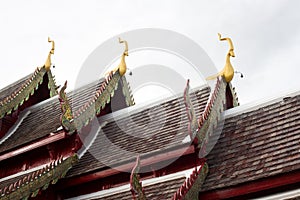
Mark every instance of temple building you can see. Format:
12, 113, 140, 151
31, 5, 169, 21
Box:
0, 35, 299, 200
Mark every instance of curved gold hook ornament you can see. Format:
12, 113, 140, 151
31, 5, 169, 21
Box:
44, 37, 55, 71
113, 37, 128, 76
218, 33, 235, 57
206, 33, 235, 83
119, 37, 128, 56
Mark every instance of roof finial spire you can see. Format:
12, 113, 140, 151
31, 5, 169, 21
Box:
206, 33, 235, 83
44, 37, 55, 71
113, 37, 128, 76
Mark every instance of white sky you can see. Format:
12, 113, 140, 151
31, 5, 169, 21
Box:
0, 0, 299, 104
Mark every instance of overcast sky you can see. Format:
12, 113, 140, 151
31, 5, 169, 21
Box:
0, 0, 299, 104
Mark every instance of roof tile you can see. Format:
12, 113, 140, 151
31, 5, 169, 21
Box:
0, 78, 106, 154
67, 86, 210, 177
201, 94, 300, 191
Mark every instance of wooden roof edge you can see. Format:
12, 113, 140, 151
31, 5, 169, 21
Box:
224, 87, 300, 119
199, 168, 300, 199
228, 82, 240, 107
195, 77, 227, 152
0, 154, 78, 200
0, 131, 67, 162
0, 67, 58, 119
65, 166, 198, 200
121, 75, 135, 106
57, 145, 195, 189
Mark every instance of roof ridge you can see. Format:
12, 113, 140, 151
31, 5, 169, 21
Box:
98, 84, 210, 123
58, 70, 124, 134
194, 77, 228, 154
224, 87, 300, 118
0, 67, 58, 118
0, 74, 31, 94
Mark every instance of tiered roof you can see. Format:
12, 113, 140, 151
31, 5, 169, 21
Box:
0, 68, 240, 200
0, 38, 136, 200
66, 85, 210, 178
1, 35, 298, 200
60, 77, 235, 200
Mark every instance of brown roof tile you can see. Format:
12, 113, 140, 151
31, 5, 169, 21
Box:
67, 86, 210, 177
0, 79, 106, 154
0, 73, 134, 155
0, 74, 31, 103
0, 68, 58, 119
201, 94, 300, 191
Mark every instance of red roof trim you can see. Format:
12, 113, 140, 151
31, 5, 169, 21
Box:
0, 131, 67, 161
58, 145, 195, 189
199, 169, 300, 199
198, 77, 221, 129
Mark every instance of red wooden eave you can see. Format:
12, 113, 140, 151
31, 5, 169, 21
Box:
199, 169, 300, 199
57, 145, 195, 189
0, 131, 67, 161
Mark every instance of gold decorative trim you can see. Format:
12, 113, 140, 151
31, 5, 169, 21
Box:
206, 33, 236, 83
130, 156, 146, 200
113, 38, 128, 76
0, 154, 78, 200
44, 37, 55, 71
0, 67, 58, 119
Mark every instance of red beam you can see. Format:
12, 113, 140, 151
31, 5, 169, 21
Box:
58, 145, 195, 189
199, 169, 300, 199
0, 131, 67, 161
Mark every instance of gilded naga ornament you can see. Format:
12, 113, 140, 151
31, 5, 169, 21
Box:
206, 33, 235, 83
44, 37, 55, 71
113, 38, 128, 76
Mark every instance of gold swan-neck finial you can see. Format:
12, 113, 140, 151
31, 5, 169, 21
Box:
119, 37, 128, 56
206, 33, 235, 83
44, 37, 55, 71
113, 37, 128, 76
218, 33, 235, 57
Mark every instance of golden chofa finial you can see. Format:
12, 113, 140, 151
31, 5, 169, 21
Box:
206, 33, 235, 83
44, 37, 55, 71
113, 37, 128, 76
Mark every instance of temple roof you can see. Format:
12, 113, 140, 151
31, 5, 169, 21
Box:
0, 75, 133, 154
66, 85, 210, 178
2, 35, 299, 199
200, 91, 300, 192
